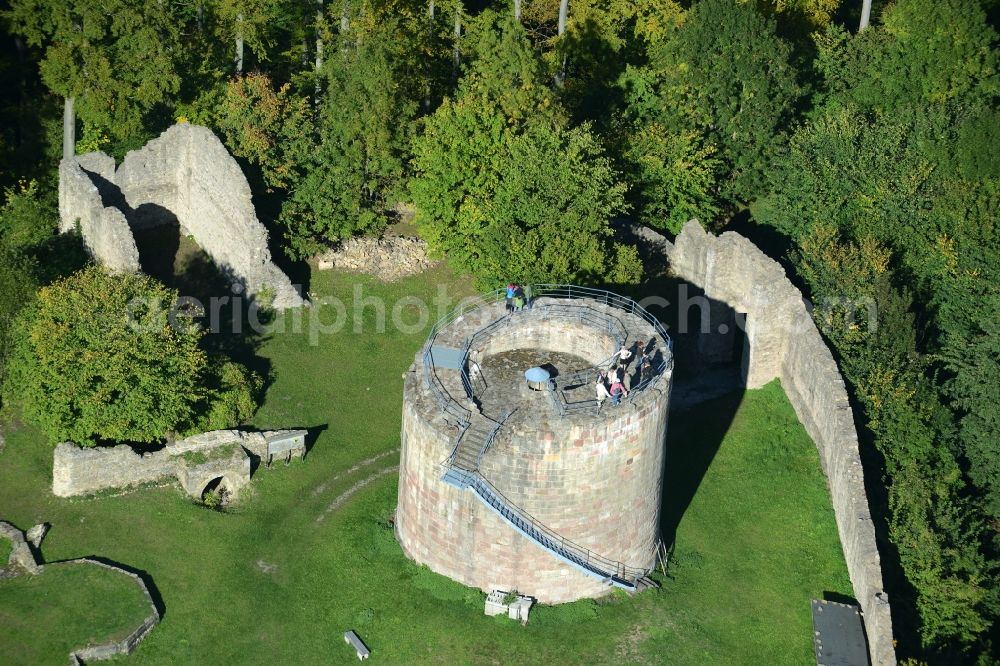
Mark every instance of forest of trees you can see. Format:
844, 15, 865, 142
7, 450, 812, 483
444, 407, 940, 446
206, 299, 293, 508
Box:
0, 0, 997, 662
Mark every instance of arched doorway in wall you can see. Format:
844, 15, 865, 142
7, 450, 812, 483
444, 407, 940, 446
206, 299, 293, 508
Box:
200, 477, 232, 509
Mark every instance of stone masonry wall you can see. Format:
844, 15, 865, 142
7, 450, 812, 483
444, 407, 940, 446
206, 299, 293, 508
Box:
117, 123, 303, 309
397, 378, 614, 603
316, 236, 439, 282
64, 558, 161, 663
53, 443, 177, 497
666, 220, 895, 666
0, 520, 40, 575
397, 304, 671, 603
472, 313, 618, 367
52, 429, 280, 498
59, 123, 304, 309
58, 153, 140, 273
0, 523, 160, 661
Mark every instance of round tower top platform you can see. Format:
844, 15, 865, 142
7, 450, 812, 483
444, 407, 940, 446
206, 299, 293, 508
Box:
414, 285, 673, 429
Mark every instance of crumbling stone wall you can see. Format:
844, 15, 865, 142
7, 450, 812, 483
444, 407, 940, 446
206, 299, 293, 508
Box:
58, 153, 140, 273
0, 521, 161, 663
316, 236, 438, 281
666, 220, 895, 666
52, 429, 299, 498
59, 123, 304, 309
64, 558, 161, 663
0, 520, 40, 575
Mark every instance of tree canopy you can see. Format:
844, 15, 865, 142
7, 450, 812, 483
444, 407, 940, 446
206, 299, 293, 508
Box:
4, 266, 260, 445
410, 13, 639, 288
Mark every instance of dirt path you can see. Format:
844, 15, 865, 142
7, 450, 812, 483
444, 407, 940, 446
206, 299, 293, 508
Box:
310, 448, 399, 498
315, 465, 400, 523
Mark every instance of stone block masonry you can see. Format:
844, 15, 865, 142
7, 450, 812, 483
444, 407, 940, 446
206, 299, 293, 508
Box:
58, 152, 139, 273
0, 520, 40, 575
52, 429, 308, 499
59, 123, 305, 310
315, 235, 439, 281
396, 295, 672, 603
666, 220, 895, 666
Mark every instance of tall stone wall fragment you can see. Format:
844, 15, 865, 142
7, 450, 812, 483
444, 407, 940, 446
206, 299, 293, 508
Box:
58, 155, 140, 273
116, 124, 304, 309
57, 123, 305, 309
666, 219, 895, 666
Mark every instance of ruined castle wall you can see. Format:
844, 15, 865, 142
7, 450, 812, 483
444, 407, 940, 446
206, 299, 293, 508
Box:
52, 443, 177, 498
117, 124, 304, 309
58, 154, 139, 273
666, 220, 895, 666
667, 222, 796, 388
113, 133, 183, 230
0, 520, 40, 574
64, 558, 161, 663
59, 123, 304, 309
51, 430, 272, 498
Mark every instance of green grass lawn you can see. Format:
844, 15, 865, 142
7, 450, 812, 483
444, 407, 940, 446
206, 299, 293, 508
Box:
0, 266, 851, 664
0, 562, 152, 663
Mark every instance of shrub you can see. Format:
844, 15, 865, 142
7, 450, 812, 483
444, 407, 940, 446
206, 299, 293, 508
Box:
187, 359, 264, 434
4, 266, 207, 445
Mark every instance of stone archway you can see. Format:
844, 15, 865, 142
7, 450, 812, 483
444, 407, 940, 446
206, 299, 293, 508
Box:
200, 477, 232, 508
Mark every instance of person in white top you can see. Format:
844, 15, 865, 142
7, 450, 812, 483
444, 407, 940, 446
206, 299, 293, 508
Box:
615, 345, 632, 367
596, 378, 611, 408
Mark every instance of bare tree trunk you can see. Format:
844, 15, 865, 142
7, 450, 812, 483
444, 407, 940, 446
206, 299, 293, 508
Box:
62, 96, 75, 159
196, 3, 204, 33
341, 1, 350, 33
453, 2, 461, 80
315, 0, 324, 105
425, 0, 436, 111
556, 0, 568, 84
859, 0, 872, 31
514, 0, 521, 21
235, 13, 244, 73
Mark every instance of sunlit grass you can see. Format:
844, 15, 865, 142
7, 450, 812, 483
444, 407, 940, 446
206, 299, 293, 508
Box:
0, 266, 849, 664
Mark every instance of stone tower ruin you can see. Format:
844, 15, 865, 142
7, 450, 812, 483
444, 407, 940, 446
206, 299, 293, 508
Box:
396, 286, 673, 603
58, 122, 304, 309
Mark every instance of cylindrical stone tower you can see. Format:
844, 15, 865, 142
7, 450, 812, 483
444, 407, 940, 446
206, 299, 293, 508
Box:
396, 287, 673, 603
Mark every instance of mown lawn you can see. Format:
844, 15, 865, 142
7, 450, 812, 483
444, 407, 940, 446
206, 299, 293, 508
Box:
0, 265, 850, 664
0, 562, 152, 663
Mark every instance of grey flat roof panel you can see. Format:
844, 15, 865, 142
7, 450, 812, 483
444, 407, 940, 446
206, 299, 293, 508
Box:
811, 599, 870, 666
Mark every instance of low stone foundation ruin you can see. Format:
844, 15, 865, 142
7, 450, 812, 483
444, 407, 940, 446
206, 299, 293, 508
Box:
0, 520, 161, 662
58, 123, 305, 309
315, 235, 438, 282
52, 429, 307, 499
0, 520, 41, 577
666, 220, 895, 666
